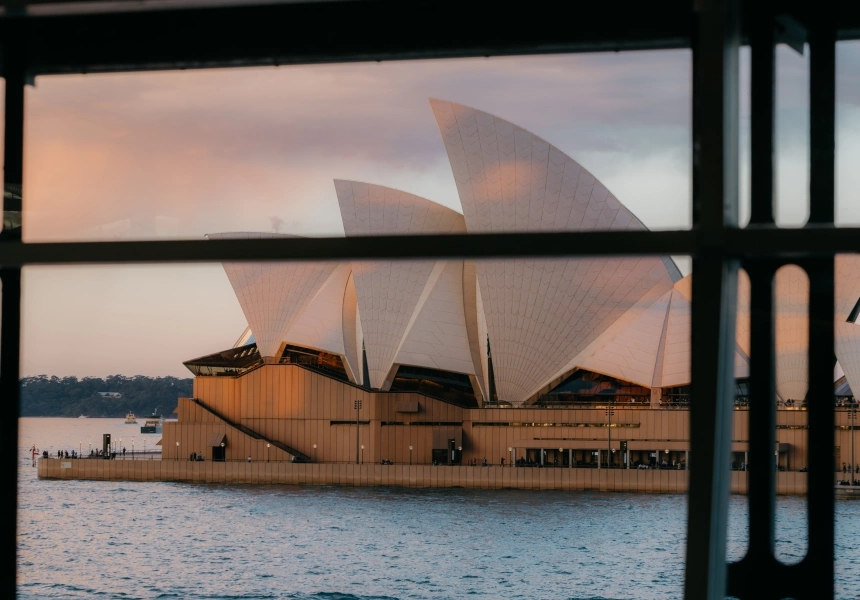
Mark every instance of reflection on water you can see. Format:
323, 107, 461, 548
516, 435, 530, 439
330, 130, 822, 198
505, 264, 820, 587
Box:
17, 419, 860, 599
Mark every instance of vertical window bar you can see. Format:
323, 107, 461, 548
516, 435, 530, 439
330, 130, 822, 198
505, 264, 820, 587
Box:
2, 28, 24, 242
727, 3, 779, 595
803, 3, 836, 593
0, 268, 21, 600
745, 0, 778, 561
803, 259, 835, 598
748, 1, 776, 226
807, 5, 836, 226
684, 0, 740, 598
2, 31, 26, 599
727, 262, 778, 599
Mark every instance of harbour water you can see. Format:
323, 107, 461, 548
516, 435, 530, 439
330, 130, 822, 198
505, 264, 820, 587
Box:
17, 419, 860, 599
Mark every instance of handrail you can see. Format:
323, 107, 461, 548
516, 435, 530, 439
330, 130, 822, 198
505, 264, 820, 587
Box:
191, 397, 310, 461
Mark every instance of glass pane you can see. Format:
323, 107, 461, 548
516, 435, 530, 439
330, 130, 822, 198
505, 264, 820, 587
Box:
836, 40, 860, 226
836, 253, 860, 598
20, 251, 696, 598
23, 51, 692, 243
741, 40, 860, 228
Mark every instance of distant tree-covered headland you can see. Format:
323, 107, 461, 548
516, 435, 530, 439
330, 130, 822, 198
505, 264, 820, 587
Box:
20, 375, 193, 417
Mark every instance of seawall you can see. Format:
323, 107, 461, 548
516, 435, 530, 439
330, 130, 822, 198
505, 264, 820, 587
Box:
37, 459, 809, 495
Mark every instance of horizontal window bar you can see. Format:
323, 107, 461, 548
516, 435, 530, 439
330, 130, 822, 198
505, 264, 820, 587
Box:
2, 227, 860, 266
0, 1, 694, 75
1, 1, 859, 76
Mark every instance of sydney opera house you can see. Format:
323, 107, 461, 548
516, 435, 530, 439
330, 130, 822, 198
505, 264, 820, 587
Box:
162, 100, 860, 474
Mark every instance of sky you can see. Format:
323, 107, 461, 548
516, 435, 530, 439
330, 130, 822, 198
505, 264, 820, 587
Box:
18, 43, 860, 377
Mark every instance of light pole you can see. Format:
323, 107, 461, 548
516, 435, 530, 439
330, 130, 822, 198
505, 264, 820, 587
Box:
508, 446, 513, 467
361, 444, 364, 465
119, 438, 122, 459
559, 447, 563, 468
79, 441, 81, 458
354, 399, 363, 465
409, 445, 413, 465
175, 441, 179, 461
606, 399, 614, 468
851, 403, 857, 484
313, 444, 317, 463
220, 442, 225, 462
88, 442, 91, 458
132, 438, 135, 460
267, 443, 270, 463
144, 439, 146, 458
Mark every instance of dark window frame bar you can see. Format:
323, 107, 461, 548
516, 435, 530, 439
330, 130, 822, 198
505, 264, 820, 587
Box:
0, 1, 854, 599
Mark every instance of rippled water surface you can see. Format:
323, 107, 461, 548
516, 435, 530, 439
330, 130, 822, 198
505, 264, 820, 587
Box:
17, 419, 860, 599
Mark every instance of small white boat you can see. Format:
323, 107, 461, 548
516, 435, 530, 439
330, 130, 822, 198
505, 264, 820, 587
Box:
78, 415, 88, 419
124, 412, 137, 424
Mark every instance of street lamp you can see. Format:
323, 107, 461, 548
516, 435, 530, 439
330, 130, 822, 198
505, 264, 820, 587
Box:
79, 441, 82, 458
361, 444, 365, 465
850, 403, 857, 484
508, 446, 513, 467
88, 442, 91, 458
267, 443, 270, 463
560, 447, 564, 468
175, 441, 179, 461
313, 444, 317, 463
119, 438, 122, 459
132, 438, 135, 460
409, 445, 413, 465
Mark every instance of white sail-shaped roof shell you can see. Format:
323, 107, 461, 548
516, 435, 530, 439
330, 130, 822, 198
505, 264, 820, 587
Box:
282, 264, 352, 357
335, 180, 472, 390
206, 101, 860, 407
431, 99, 681, 404
394, 260, 476, 378
207, 232, 338, 359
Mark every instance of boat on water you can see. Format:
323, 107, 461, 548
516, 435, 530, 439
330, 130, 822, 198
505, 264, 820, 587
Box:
140, 410, 163, 433
124, 412, 137, 424
78, 415, 87, 419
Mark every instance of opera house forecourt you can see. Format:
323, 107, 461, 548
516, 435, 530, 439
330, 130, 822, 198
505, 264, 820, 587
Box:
40, 100, 860, 495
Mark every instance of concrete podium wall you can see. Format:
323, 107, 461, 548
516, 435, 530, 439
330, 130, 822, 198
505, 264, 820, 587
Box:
181, 364, 841, 472
37, 458, 808, 495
